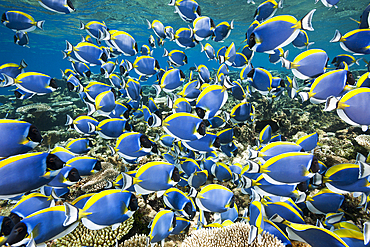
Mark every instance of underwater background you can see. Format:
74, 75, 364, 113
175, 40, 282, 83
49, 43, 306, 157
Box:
1, 0, 370, 247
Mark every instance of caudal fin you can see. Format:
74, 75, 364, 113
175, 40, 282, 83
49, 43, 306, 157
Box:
300, 9, 316, 31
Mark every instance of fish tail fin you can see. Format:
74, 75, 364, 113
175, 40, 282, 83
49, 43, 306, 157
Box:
79, 20, 85, 30
247, 0, 255, 4
125, 60, 133, 71
102, 28, 111, 40
36, 20, 45, 30
152, 84, 161, 97
200, 42, 204, 53
281, 57, 291, 69
87, 122, 96, 133
298, 92, 309, 102
63, 202, 80, 226
65, 40, 73, 52
20, 59, 28, 69
107, 144, 116, 155
65, 114, 73, 125
283, 49, 289, 59
364, 222, 370, 245
163, 48, 169, 57
312, 173, 323, 186
86, 102, 96, 116
330, 29, 342, 43
1, 73, 16, 87
355, 57, 362, 66
60, 69, 65, 78
359, 161, 370, 179
167, 95, 173, 109
168, 0, 176, 5
248, 225, 258, 244
120, 172, 137, 191
314, 0, 319, 3
323, 96, 339, 111
299, 9, 316, 31
146, 19, 151, 29
306, 42, 315, 49
61, 50, 68, 60
230, 19, 234, 29
270, 213, 286, 224
278, 0, 283, 8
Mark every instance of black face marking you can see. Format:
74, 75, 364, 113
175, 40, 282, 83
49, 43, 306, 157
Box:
27, 125, 42, 143
172, 167, 180, 182
68, 168, 81, 182
247, 68, 255, 78
14, 90, 22, 99
101, 52, 108, 62
67, 0, 75, 10
310, 156, 319, 173
46, 154, 64, 170
197, 121, 206, 136
1, 216, 15, 236
346, 71, 356, 86
213, 137, 221, 148
6, 222, 27, 246
140, 135, 152, 149
184, 202, 195, 219
248, 33, 256, 48
67, 82, 75, 92
128, 194, 138, 211
49, 79, 58, 89
195, 107, 205, 119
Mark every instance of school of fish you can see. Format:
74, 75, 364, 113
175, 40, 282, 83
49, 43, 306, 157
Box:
1, 0, 370, 246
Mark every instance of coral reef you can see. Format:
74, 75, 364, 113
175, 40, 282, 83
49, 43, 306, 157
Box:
53, 216, 134, 247
181, 222, 284, 247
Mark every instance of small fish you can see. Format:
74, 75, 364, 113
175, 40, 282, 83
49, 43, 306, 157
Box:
211, 162, 233, 182
65, 138, 92, 155
230, 101, 254, 124
87, 90, 116, 116
170, 97, 192, 114
219, 42, 236, 66
66, 190, 137, 230
169, 0, 201, 23
358, 3, 370, 29
190, 184, 235, 213
254, 0, 283, 22
248, 9, 316, 53
292, 30, 314, 49
315, 0, 339, 9
10, 193, 55, 219
163, 112, 206, 141
71, 61, 91, 78
0, 59, 27, 81
212, 20, 234, 42
0, 119, 42, 158
100, 60, 118, 78
0, 152, 64, 199
195, 84, 229, 120
110, 132, 158, 162
140, 44, 153, 56
146, 19, 166, 42
2, 11, 44, 32
174, 27, 197, 49
182, 132, 220, 153
148, 210, 176, 245
299, 69, 350, 104
268, 48, 286, 64
109, 31, 138, 56
331, 54, 361, 68
282, 48, 328, 80
13, 31, 29, 48
128, 55, 160, 77
6, 205, 79, 246
163, 188, 196, 219
330, 29, 370, 55
2, 72, 58, 95
271, 214, 349, 247
120, 161, 180, 195
296, 132, 318, 152
79, 20, 110, 41
153, 68, 186, 95
96, 118, 131, 139
66, 156, 101, 176
38, 0, 76, 14
193, 16, 215, 41
163, 48, 188, 67
305, 188, 344, 215
231, 53, 249, 68
170, 216, 191, 235
65, 41, 108, 66
47, 166, 81, 188
200, 43, 216, 60
65, 114, 98, 135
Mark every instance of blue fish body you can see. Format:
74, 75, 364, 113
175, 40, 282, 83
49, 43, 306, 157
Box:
264, 201, 305, 224
172, 0, 200, 22
38, 0, 75, 14
332, 29, 370, 54
174, 27, 196, 48
356, 72, 370, 88
212, 21, 233, 42
84, 81, 112, 101
258, 141, 303, 161
11, 193, 54, 218
211, 162, 233, 182
230, 101, 253, 123
188, 170, 208, 188
231, 53, 248, 68
65, 138, 91, 155
183, 133, 218, 153
133, 161, 179, 194
132, 56, 159, 77
14, 31, 29, 47
97, 118, 129, 139
261, 152, 314, 185
71, 61, 90, 78
254, 0, 280, 22
296, 132, 318, 152
0, 119, 41, 158
171, 217, 190, 235
249, 68, 273, 93
217, 128, 234, 144
201, 43, 216, 60
173, 98, 192, 113
196, 85, 228, 119
71, 42, 107, 66
50, 147, 75, 163
160, 69, 185, 92
292, 30, 312, 49
3, 72, 56, 95
263, 219, 292, 246
259, 124, 272, 145
80, 20, 108, 40
149, 210, 175, 243
193, 16, 214, 41
110, 31, 138, 56
288, 49, 328, 80
0, 152, 63, 198
306, 189, 344, 214
81, 190, 136, 229
67, 115, 98, 135
8, 205, 78, 245
66, 156, 100, 176
94, 90, 116, 115
165, 49, 188, 67
221, 142, 238, 157
71, 193, 95, 209
195, 184, 234, 213
2, 11, 44, 32
115, 132, 151, 160
47, 166, 80, 188
163, 188, 196, 219
0, 60, 27, 80
163, 113, 205, 141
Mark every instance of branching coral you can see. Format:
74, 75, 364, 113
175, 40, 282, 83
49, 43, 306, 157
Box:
181, 222, 284, 247
53, 216, 134, 247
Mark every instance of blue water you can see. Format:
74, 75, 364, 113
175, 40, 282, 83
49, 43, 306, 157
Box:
0, 0, 368, 94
